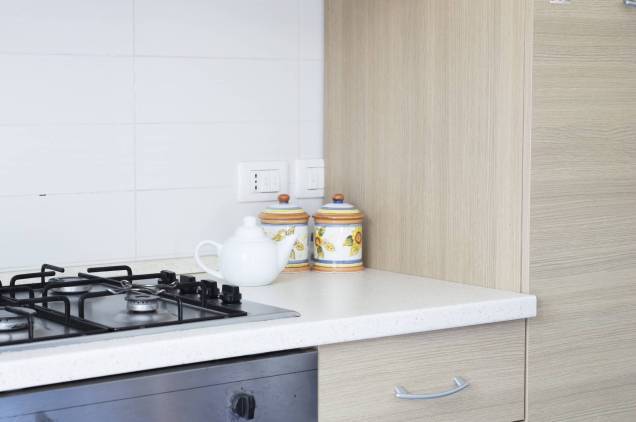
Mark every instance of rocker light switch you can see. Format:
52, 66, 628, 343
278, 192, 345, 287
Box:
294, 159, 325, 198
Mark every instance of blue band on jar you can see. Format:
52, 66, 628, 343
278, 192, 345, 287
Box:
288, 259, 310, 264
314, 224, 361, 228
312, 258, 363, 264
262, 223, 309, 226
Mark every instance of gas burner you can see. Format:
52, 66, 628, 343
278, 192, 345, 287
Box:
0, 263, 297, 347
48, 276, 92, 295
0, 307, 36, 332
125, 293, 159, 313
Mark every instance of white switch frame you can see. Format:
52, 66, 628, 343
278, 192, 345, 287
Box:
294, 159, 325, 198
238, 161, 288, 202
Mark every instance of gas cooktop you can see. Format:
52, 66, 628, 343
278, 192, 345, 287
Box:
0, 264, 298, 348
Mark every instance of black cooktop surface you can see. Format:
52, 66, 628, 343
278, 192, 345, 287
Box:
0, 264, 297, 348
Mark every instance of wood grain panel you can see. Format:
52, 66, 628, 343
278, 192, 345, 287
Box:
325, 0, 528, 291
528, 0, 636, 420
319, 321, 525, 422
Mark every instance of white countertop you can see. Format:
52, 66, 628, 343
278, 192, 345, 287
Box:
0, 268, 536, 393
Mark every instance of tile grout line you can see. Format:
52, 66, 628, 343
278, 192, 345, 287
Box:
0, 185, 237, 200
132, 0, 139, 261
0, 120, 302, 128
297, 0, 302, 163
0, 51, 311, 62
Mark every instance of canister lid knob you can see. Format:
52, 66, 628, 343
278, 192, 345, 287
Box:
314, 193, 364, 224
259, 193, 309, 224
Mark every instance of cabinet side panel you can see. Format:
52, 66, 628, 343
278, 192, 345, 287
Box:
528, 0, 636, 420
325, 0, 527, 291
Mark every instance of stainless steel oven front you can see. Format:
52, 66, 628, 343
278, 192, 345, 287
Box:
0, 349, 317, 422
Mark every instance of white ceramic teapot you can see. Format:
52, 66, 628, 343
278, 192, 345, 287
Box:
194, 216, 297, 286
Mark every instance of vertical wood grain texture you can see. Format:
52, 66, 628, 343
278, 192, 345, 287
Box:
319, 321, 526, 422
325, 0, 527, 291
527, 0, 636, 420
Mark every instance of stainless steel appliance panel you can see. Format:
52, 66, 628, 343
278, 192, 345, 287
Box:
0, 349, 317, 422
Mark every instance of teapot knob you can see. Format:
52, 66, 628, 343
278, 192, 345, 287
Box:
278, 193, 290, 204
332, 193, 345, 203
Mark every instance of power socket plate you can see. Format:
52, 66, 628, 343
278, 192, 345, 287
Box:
237, 161, 288, 202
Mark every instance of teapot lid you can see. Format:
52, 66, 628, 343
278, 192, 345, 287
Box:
233, 216, 270, 240
259, 194, 309, 224
314, 193, 364, 224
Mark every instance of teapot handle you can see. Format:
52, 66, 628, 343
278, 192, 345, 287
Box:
194, 240, 224, 280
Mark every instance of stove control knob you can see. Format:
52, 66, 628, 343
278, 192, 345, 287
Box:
179, 274, 197, 294
160, 270, 177, 284
231, 393, 255, 420
221, 285, 242, 305
201, 280, 220, 299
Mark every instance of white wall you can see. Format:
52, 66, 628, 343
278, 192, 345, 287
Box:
0, 0, 324, 271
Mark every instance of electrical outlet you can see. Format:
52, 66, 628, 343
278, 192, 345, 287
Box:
294, 159, 325, 198
238, 161, 288, 202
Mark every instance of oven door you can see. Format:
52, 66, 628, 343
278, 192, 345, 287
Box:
0, 349, 317, 422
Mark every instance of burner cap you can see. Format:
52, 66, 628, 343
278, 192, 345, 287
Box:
48, 276, 92, 294
0, 307, 36, 332
125, 293, 159, 313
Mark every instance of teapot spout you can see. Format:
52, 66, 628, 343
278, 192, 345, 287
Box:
276, 233, 297, 272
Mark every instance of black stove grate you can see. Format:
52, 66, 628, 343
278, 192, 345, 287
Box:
0, 263, 250, 347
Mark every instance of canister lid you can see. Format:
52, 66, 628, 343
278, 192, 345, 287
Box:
259, 194, 309, 224
314, 193, 364, 224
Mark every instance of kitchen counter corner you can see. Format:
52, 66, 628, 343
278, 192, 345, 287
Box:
0, 269, 536, 392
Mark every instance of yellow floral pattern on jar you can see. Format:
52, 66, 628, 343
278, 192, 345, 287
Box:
290, 234, 306, 260
344, 226, 363, 256
314, 227, 335, 259
272, 226, 295, 242
266, 225, 308, 262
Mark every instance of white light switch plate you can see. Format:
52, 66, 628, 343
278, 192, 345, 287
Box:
238, 161, 288, 202
294, 159, 325, 198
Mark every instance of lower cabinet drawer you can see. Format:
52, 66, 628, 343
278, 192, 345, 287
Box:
319, 320, 525, 422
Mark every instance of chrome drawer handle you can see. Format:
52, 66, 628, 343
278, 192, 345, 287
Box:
394, 377, 469, 400
626, 0, 636, 7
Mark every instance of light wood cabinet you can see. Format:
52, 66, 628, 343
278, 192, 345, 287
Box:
527, 1, 636, 420
319, 321, 525, 422
325, 0, 636, 421
325, 0, 527, 292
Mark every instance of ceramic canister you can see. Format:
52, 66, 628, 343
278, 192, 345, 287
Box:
312, 194, 364, 272
259, 194, 310, 272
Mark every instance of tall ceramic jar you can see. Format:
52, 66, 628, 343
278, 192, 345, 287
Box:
259, 194, 310, 272
312, 194, 364, 272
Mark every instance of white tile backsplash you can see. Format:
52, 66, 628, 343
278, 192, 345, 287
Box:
300, 60, 324, 122
300, 120, 324, 159
300, 59, 324, 159
0, 55, 134, 125
300, 0, 324, 60
136, 189, 322, 260
136, 122, 298, 190
136, 187, 269, 258
0, 0, 323, 271
0, 0, 133, 55
134, 0, 299, 59
135, 58, 298, 123
0, 125, 134, 196
0, 193, 135, 270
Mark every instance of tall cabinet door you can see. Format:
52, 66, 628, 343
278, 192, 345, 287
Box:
528, 0, 636, 420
